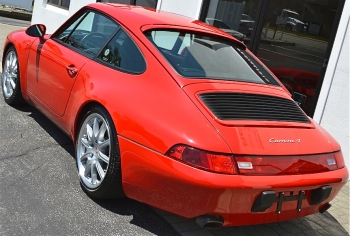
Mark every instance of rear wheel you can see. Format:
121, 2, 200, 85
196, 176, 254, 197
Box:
1, 46, 24, 105
76, 106, 124, 199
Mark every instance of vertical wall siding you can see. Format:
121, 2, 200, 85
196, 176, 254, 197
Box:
319, 22, 349, 167
314, 0, 349, 168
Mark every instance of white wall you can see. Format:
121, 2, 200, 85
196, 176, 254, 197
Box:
157, 0, 203, 19
314, 0, 350, 168
31, 0, 95, 34
0, 0, 32, 10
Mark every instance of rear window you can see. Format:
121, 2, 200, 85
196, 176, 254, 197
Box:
145, 30, 279, 85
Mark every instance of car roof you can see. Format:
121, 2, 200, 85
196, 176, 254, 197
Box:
86, 3, 241, 39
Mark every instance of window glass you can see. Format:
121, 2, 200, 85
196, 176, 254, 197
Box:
61, 0, 70, 8
98, 30, 146, 73
256, 0, 342, 116
150, 31, 178, 50
208, 19, 232, 30
205, 0, 259, 40
47, 0, 70, 9
146, 30, 278, 85
135, 0, 158, 8
48, 0, 59, 4
55, 11, 119, 56
56, 13, 88, 44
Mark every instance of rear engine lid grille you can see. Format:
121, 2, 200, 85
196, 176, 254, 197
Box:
199, 92, 310, 123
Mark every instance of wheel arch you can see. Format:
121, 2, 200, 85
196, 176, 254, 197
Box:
73, 100, 114, 145
2, 42, 15, 68
2, 33, 36, 100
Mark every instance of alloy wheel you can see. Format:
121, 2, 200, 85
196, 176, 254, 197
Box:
2, 50, 18, 99
77, 113, 111, 189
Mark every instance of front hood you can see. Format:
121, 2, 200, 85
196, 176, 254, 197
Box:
183, 81, 339, 155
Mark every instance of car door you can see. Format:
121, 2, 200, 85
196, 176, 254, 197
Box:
26, 10, 119, 116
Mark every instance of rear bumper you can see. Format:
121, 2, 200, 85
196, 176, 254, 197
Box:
119, 137, 349, 226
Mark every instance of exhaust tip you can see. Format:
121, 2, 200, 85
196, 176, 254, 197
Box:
196, 215, 224, 229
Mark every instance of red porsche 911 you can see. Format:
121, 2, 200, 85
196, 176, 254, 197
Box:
1, 3, 348, 229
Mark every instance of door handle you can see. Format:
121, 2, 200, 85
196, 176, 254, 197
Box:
66, 64, 78, 77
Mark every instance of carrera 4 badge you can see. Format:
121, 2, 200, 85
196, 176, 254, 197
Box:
269, 138, 301, 143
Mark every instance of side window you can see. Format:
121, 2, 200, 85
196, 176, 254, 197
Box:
98, 30, 146, 73
55, 11, 119, 56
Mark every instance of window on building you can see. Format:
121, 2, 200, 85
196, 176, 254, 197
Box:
47, 0, 70, 9
201, 0, 344, 117
97, 0, 158, 9
135, 0, 157, 8
204, 0, 258, 40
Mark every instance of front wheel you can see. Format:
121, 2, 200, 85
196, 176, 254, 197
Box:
76, 106, 124, 199
1, 46, 24, 105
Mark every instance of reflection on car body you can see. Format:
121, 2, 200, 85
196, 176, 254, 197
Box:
1, 3, 347, 229
271, 68, 318, 115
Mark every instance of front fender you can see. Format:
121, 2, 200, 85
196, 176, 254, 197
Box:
3, 30, 39, 100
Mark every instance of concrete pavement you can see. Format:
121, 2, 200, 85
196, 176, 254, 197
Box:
0, 21, 349, 236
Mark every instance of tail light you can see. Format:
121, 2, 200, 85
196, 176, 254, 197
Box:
166, 145, 345, 175
334, 151, 345, 169
235, 151, 344, 175
166, 145, 237, 174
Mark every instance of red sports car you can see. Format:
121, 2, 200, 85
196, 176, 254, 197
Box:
1, 3, 348, 229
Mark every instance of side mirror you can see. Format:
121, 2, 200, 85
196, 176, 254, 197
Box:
25, 24, 46, 38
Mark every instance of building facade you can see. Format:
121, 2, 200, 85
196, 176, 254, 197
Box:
31, 0, 349, 168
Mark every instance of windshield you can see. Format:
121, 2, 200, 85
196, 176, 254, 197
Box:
145, 30, 279, 85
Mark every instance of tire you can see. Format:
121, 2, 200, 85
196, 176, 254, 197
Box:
76, 106, 124, 199
1, 46, 25, 105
